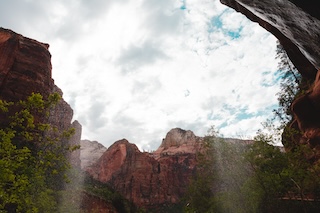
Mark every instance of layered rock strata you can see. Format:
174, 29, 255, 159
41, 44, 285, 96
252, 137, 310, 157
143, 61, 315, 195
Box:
0, 28, 81, 166
86, 128, 252, 208
86, 128, 201, 208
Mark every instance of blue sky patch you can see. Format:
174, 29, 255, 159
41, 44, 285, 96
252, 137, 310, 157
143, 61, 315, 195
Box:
208, 12, 242, 40
260, 70, 282, 87
227, 28, 242, 39
235, 108, 253, 120
180, 0, 186, 10
218, 121, 228, 129
208, 15, 223, 33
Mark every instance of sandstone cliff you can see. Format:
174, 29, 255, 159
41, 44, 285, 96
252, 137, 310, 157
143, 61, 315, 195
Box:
220, 0, 320, 161
86, 128, 200, 208
86, 128, 252, 209
152, 128, 204, 159
0, 28, 81, 166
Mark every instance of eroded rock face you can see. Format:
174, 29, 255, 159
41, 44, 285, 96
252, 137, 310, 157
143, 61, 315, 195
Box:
0, 28, 81, 167
0, 28, 52, 100
153, 128, 203, 158
86, 129, 200, 208
220, 0, 320, 158
86, 128, 254, 208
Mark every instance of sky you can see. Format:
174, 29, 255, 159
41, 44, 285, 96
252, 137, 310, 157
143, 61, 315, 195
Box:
0, 0, 280, 150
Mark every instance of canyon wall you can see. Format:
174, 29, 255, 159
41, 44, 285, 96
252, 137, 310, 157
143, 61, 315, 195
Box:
86, 128, 201, 208
86, 128, 252, 209
0, 27, 81, 166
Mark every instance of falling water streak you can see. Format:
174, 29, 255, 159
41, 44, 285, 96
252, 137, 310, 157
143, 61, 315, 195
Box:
58, 165, 85, 212
211, 137, 259, 213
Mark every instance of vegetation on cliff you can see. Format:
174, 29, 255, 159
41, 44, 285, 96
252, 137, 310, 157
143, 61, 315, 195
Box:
0, 93, 78, 212
82, 173, 141, 213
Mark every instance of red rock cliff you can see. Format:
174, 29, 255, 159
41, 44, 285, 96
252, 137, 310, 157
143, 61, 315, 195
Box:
0, 28, 81, 167
86, 128, 201, 208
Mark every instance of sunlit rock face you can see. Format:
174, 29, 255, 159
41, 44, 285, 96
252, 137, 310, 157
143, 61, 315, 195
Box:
0, 27, 81, 167
153, 128, 204, 158
220, 0, 320, 157
86, 129, 200, 208
80, 140, 107, 169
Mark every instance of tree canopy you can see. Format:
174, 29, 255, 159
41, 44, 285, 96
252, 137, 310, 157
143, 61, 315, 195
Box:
0, 93, 76, 213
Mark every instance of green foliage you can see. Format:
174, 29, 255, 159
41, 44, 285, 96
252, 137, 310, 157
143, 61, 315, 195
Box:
83, 173, 143, 213
246, 132, 320, 212
0, 93, 77, 212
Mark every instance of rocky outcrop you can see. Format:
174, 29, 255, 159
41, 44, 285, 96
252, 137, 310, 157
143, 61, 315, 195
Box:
0, 27, 81, 166
86, 128, 201, 208
86, 128, 253, 209
86, 139, 164, 207
219, 0, 320, 159
86, 128, 252, 209
80, 140, 107, 169
0, 28, 52, 101
152, 128, 203, 158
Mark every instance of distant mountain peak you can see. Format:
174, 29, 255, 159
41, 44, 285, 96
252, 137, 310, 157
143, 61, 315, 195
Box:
153, 128, 204, 158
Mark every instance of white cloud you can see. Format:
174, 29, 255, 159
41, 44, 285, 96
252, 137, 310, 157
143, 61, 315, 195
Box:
0, 0, 280, 150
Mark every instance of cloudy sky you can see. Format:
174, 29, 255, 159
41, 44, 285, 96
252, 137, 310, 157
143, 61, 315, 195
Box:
0, 0, 280, 150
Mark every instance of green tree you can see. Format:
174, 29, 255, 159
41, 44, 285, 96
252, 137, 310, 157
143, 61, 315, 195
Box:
244, 133, 291, 212
0, 93, 76, 213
